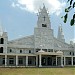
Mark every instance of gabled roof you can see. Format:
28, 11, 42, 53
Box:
53, 37, 74, 50
8, 35, 34, 48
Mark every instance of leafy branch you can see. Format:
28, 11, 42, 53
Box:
61, 0, 75, 26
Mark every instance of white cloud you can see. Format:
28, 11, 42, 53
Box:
11, 0, 66, 16
11, 2, 20, 8
11, 2, 15, 7
70, 38, 75, 43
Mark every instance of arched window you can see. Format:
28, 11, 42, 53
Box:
29, 50, 31, 53
10, 49, 12, 52
70, 52, 71, 55
0, 47, 3, 53
1, 38, 4, 44
20, 50, 22, 53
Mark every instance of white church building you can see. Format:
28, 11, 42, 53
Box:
0, 6, 75, 67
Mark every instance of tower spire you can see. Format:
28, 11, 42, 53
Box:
57, 24, 65, 42
43, 3, 45, 9
0, 21, 3, 36
37, 4, 51, 28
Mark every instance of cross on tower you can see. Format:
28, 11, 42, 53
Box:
43, 16, 46, 21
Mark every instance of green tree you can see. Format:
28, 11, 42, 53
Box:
61, 0, 75, 26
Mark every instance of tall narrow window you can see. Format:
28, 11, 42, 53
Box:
20, 50, 22, 53
0, 47, 3, 53
70, 52, 71, 55
1, 38, 4, 44
10, 49, 12, 52
29, 50, 31, 53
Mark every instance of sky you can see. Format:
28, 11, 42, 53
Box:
0, 0, 74, 43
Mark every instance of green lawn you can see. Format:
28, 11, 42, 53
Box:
0, 67, 74, 75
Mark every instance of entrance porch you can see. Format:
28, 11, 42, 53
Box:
36, 51, 64, 67
37, 55, 63, 67
41, 55, 56, 66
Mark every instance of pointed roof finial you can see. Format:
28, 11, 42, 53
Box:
59, 24, 64, 36
59, 23, 62, 32
57, 23, 65, 42
60, 23, 62, 26
4, 28, 7, 32
43, 3, 45, 8
43, 3, 45, 7
0, 21, 3, 36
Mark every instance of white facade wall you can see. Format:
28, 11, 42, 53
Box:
34, 28, 54, 49
7, 47, 35, 54
0, 32, 8, 54
0, 5, 75, 67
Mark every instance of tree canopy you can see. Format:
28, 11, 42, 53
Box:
61, 0, 75, 26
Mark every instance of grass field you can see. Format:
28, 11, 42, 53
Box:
0, 67, 75, 75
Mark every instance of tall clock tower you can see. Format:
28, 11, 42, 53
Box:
34, 5, 54, 50
37, 5, 51, 28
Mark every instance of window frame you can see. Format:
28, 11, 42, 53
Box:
42, 24, 47, 27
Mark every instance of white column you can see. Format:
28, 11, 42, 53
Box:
16, 55, 18, 66
61, 56, 63, 67
56, 56, 57, 66
64, 57, 65, 66
72, 57, 73, 66
36, 55, 38, 66
26, 56, 28, 66
39, 54, 42, 67
5, 55, 7, 66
